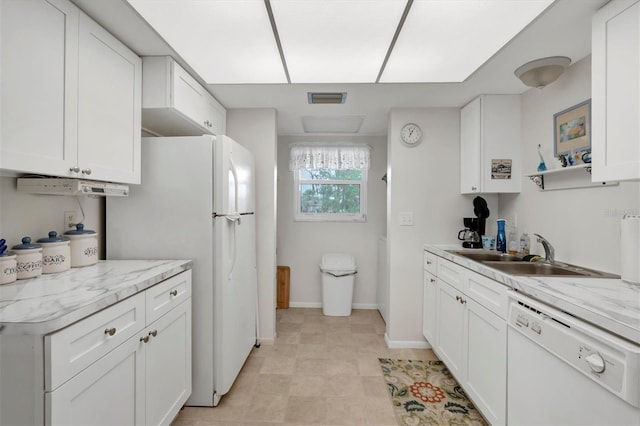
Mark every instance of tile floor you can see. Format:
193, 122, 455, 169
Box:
171, 308, 439, 425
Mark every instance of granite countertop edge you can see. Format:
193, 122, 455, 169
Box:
0, 259, 193, 336
424, 244, 640, 345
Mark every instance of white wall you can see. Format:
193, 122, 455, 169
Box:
277, 134, 387, 309
386, 108, 499, 347
0, 177, 104, 255
499, 56, 640, 274
226, 108, 278, 342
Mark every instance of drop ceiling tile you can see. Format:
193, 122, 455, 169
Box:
271, 0, 406, 83
380, 0, 554, 83
127, 0, 287, 84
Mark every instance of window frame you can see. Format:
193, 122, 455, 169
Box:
293, 168, 368, 222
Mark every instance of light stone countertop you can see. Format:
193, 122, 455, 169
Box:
424, 244, 640, 345
0, 259, 192, 336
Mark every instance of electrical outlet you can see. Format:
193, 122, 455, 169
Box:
64, 211, 77, 230
399, 212, 414, 226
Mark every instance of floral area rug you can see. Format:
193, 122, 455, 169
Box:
379, 358, 487, 426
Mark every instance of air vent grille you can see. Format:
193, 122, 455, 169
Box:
307, 92, 347, 104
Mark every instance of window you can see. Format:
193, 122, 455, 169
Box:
290, 144, 370, 222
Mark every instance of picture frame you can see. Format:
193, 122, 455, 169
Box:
553, 99, 591, 157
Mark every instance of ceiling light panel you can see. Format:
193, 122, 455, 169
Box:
127, 0, 287, 84
271, 0, 407, 83
380, 0, 554, 83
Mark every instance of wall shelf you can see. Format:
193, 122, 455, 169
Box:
525, 164, 619, 191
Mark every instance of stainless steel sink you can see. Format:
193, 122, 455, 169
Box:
482, 261, 619, 278
447, 250, 522, 262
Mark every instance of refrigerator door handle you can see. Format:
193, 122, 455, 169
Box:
229, 158, 239, 214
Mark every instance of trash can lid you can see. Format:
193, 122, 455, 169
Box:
320, 253, 357, 272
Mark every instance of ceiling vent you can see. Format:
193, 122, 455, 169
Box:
307, 92, 347, 104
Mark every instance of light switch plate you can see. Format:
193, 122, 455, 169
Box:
399, 212, 414, 226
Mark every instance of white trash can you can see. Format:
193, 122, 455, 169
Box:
320, 253, 357, 316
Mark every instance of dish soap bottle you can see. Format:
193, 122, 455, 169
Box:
496, 219, 507, 253
519, 232, 530, 256
508, 226, 519, 254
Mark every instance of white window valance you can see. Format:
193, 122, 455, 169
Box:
289, 143, 371, 171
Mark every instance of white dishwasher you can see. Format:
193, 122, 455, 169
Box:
507, 291, 640, 425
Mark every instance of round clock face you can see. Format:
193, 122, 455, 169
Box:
401, 123, 422, 146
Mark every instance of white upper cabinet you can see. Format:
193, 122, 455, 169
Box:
77, 12, 142, 184
0, 0, 142, 184
460, 95, 522, 194
1, 0, 79, 176
141, 56, 227, 137
592, 0, 640, 182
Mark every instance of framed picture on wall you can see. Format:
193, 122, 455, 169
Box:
553, 99, 591, 157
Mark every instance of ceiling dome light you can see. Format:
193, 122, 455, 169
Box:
514, 56, 571, 88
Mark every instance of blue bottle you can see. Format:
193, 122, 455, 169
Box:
496, 219, 507, 253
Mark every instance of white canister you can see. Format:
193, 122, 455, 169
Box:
37, 231, 71, 274
11, 237, 43, 279
0, 254, 17, 285
621, 214, 640, 284
64, 224, 98, 267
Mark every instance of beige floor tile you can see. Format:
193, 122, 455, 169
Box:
173, 309, 440, 425
255, 374, 292, 396
243, 393, 288, 423
284, 396, 327, 424
261, 356, 297, 375
289, 375, 327, 397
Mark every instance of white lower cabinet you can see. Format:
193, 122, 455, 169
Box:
1, 270, 192, 426
428, 254, 507, 425
422, 271, 437, 346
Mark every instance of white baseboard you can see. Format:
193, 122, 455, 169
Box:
288, 302, 378, 310
384, 333, 432, 349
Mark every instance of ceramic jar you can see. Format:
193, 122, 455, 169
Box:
64, 224, 98, 267
12, 237, 43, 279
37, 231, 71, 274
0, 253, 17, 284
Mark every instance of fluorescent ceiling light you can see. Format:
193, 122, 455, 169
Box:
127, 0, 287, 84
271, 0, 406, 83
380, 0, 554, 83
127, 0, 554, 85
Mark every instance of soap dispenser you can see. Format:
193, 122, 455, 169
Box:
496, 219, 507, 253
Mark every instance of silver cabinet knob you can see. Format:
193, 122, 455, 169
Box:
81, 168, 92, 175
430, 278, 436, 283
148, 330, 157, 337
104, 327, 116, 336
140, 335, 150, 343
70, 166, 80, 173
471, 186, 477, 191
169, 290, 178, 297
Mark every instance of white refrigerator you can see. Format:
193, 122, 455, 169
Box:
106, 135, 258, 407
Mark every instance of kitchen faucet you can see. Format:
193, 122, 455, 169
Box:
533, 234, 555, 263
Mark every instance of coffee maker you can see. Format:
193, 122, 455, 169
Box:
458, 217, 484, 248
458, 196, 490, 249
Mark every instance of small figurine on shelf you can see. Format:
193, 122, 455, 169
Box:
567, 151, 574, 166
537, 144, 547, 172
557, 154, 568, 167
581, 151, 592, 163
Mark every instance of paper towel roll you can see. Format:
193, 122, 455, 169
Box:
621, 215, 640, 284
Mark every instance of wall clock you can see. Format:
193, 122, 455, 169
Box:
400, 123, 422, 146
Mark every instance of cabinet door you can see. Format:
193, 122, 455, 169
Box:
460, 97, 482, 194
203, 93, 227, 135
422, 272, 437, 346
463, 298, 507, 426
592, 0, 640, 181
173, 63, 209, 130
434, 279, 465, 380
77, 12, 141, 184
46, 333, 145, 426
145, 300, 192, 426
1, 0, 79, 176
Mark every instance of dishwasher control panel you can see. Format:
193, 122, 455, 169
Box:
508, 292, 640, 408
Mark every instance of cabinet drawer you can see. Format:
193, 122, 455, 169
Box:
437, 259, 466, 292
45, 292, 145, 391
423, 251, 437, 275
146, 270, 192, 324
466, 271, 508, 319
